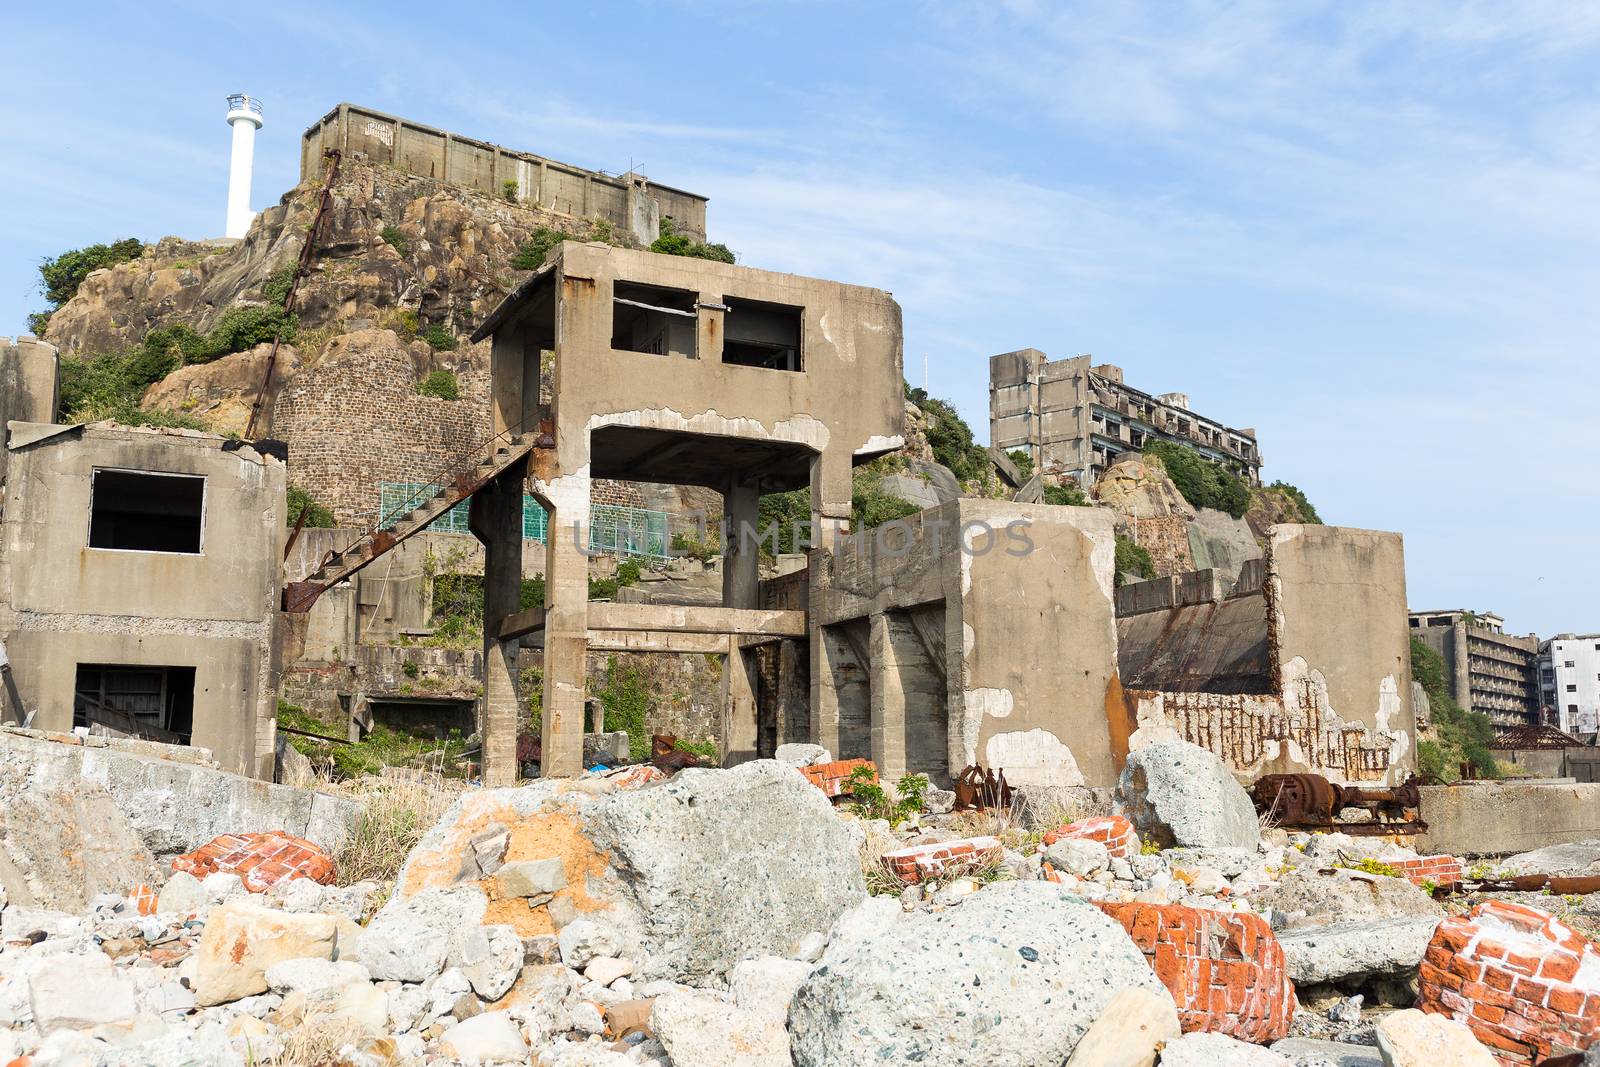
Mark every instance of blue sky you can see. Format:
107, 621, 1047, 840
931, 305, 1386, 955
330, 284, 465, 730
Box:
3, 1, 1595, 636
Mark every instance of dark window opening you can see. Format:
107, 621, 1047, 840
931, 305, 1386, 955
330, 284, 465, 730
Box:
74, 664, 195, 744
611, 282, 697, 358
723, 297, 802, 372
89, 469, 204, 553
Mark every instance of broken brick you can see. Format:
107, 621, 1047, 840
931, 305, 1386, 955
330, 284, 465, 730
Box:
881, 837, 1002, 884
171, 830, 335, 893
1417, 900, 1600, 1064
799, 759, 876, 799
1097, 900, 1294, 1044
1042, 815, 1139, 859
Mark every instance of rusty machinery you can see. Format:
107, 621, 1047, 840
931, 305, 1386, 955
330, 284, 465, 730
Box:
1249, 772, 1428, 836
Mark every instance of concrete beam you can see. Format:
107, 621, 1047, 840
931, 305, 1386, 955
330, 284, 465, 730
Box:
586, 630, 729, 654
496, 605, 545, 640
587, 603, 806, 638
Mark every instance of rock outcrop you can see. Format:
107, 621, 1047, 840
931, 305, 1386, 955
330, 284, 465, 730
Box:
1116, 740, 1261, 849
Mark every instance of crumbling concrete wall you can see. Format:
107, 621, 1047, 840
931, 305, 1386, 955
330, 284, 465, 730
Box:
812, 499, 1120, 789
1119, 525, 1415, 785
0, 424, 285, 777
1417, 781, 1600, 855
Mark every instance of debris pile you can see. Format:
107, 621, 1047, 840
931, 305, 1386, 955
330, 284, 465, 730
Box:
2, 739, 1599, 1065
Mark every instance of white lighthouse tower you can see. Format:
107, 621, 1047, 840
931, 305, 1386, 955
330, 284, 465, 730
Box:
224, 93, 264, 239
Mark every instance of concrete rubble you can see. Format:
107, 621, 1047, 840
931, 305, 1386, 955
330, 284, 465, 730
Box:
4, 736, 1584, 1065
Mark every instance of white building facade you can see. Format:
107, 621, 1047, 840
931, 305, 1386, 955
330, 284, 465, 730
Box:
1540, 634, 1600, 735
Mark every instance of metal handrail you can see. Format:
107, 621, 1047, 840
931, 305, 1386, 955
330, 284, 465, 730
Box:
227, 93, 263, 116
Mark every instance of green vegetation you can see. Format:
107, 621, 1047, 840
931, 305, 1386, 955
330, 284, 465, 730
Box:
596, 655, 651, 760
425, 562, 639, 648
421, 324, 457, 352
1042, 484, 1088, 506
1142, 440, 1251, 519
279, 703, 468, 780
852, 480, 921, 532
287, 486, 335, 528
502, 179, 519, 202
845, 765, 929, 828
380, 225, 409, 258
649, 217, 735, 264
1412, 636, 1500, 781
512, 216, 632, 271
670, 529, 720, 562
56, 350, 206, 429
1007, 449, 1034, 480
1115, 535, 1157, 586
417, 369, 460, 400
1266, 480, 1321, 524
906, 388, 990, 484
262, 265, 297, 307
31, 237, 145, 334
673, 737, 719, 762
617, 559, 641, 586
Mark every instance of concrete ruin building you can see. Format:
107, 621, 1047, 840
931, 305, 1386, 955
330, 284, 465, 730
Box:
468, 242, 904, 782
815, 503, 1416, 790
301, 103, 709, 245
989, 349, 1262, 489
1408, 609, 1541, 727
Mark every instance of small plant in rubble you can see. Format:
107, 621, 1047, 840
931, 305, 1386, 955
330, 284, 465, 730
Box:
845, 766, 929, 827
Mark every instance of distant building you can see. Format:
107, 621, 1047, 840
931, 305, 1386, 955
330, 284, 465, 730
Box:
1409, 609, 1541, 728
989, 349, 1261, 490
1539, 634, 1600, 735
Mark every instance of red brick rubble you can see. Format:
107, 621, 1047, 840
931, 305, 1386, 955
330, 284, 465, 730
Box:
1097, 900, 1295, 1043
171, 830, 335, 893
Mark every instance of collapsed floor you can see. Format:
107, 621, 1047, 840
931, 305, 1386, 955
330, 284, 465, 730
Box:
2, 728, 1599, 1066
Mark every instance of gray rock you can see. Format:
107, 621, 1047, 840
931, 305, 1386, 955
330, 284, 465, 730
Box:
1502, 839, 1600, 876
1045, 837, 1109, 878
877, 460, 960, 510
822, 894, 901, 959
1269, 1038, 1383, 1067
1249, 869, 1443, 931
559, 919, 622, 968
1374, 1008, 1497, 1066
27, 952, 139, 1033
774, 743, 831, 768
729, 955, 813, 1024
1160, 1031, 1294, 1066
496, 858, 567, 898
438, 1010, 528, 1064
155, 871, 205, 916
358, 886, 486, 982
263, 957, 370, 995
1116, 741, 1259, 849
460, 924, 524, 1001
1163, 847, 1260, 877
1277, 917, 1441, 986
652, 991, 790, 1067
455, 825, 510, 884
582, 760, 866, 984
1187, 508, 1263, 588
789, 881, 1166, 1067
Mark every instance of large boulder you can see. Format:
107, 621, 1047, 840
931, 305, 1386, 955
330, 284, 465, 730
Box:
581, 760, 865, 983
788, 881, 1165, 1067
193, 899, 341, 1006
1187, 508, 1262, 587
1248, 869, 1442, 931
1276, 916, 1441, 987
1160, 1032, 1293, 1065
1375, 1009, 1496, 1067
1116, 741, 1259, 849
651, 992, 790, 1067
1063, 986, 1179, 1067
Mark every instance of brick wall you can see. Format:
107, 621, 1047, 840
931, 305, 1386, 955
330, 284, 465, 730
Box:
1128, 514, 1194, 577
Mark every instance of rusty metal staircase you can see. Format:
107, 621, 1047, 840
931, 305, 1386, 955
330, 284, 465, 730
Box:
283, 429, 541, 613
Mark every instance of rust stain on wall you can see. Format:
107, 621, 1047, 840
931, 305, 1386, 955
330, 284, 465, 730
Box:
1104, 671, 1135, 773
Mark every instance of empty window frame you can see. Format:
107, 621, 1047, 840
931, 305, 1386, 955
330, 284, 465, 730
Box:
722, 297, 802, 372
611, 282, 697, 358
73, 664, 196, 743
88, 469, 205, 553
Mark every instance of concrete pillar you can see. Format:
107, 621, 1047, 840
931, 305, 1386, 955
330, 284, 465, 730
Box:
720, 639, 759, 766
869, 612, 907, 781
776, 638, 809, 746
811, 454, 853, 550
722, 484, 761, 609
811, 625, 842, 755
539, 477, 591, 779
470, 458, 527, 787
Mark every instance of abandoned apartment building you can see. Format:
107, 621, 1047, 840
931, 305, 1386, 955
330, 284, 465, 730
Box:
989, 348, 1263, 489
0, 337, 284, 777
1408, 608, 1541, 728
